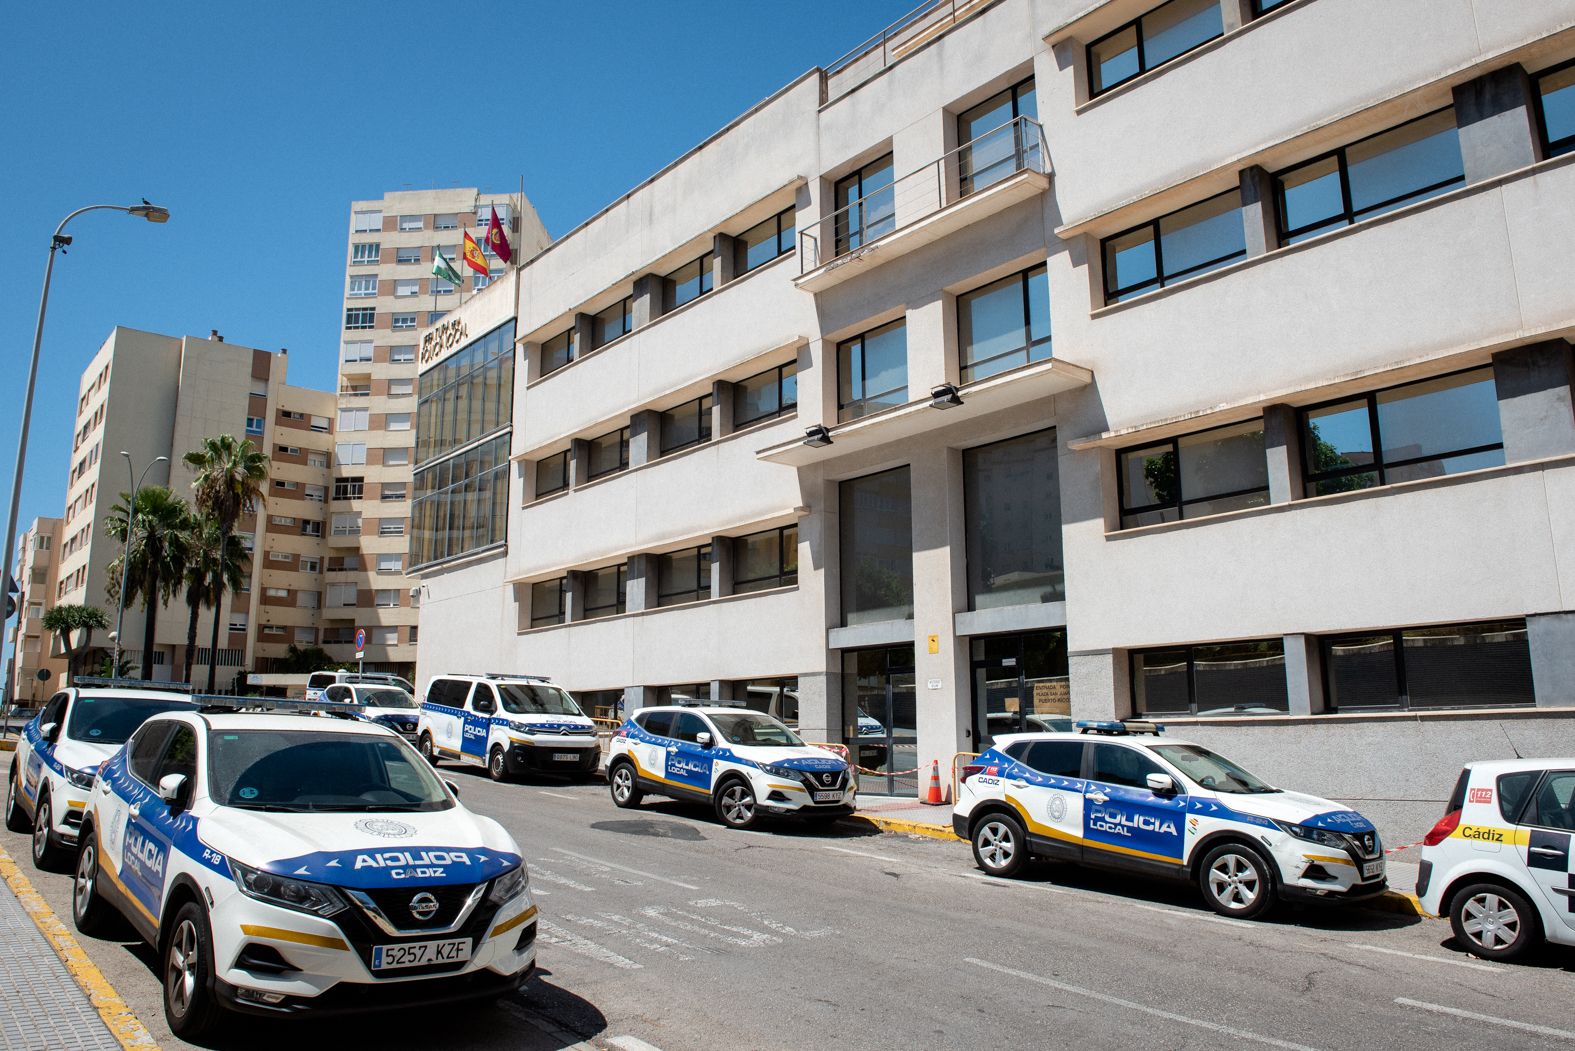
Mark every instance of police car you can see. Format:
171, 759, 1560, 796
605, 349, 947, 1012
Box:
304, 671, 415, 703
417, 673, 599, 780
320, 682, 421, 740
1416, 759, 1575, 961
954, 720, 1386, 919
606, 706, 854, 830
71, 699, 538, 1038
5, 678, 198, 871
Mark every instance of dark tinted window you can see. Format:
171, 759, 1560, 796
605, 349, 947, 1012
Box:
427, 678, 472, 709
1090, 743, 1165, 789
640, 710, 676, 738
1002, 741, 1030, 760
1525, 772, 1575, 831
671, 713, 709, 744
1022, 741, 1083, 778
128, 723, 176, 785
470, 685, 497, 713
40, 694, 68, 729
67, 695, 194, 746
964, 429, 1064, 608
1497, 771, 1540, 823
156, 726, 198, 784
207, 729, 452, 811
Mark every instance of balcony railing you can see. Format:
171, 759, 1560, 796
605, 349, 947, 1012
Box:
822, 0, 994, 102
799, 115, 1047, 275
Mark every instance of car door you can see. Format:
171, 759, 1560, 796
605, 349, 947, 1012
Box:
462, 682, 496, 762
632, 710, 677, 786
1008, 739, 1086, 860
666, 713, 717, 794
117, 721, 184, 919
424, 678, 466, 754
23, 692, 70, 807
1517, 769, 1575, 937
1082, 742, 1189, 871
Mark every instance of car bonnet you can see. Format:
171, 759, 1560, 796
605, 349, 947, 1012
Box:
730, 744, 847, 771
1205, 787, 1377, 833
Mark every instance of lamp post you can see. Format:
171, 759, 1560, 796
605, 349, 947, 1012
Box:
0, 201, 169, 685
112, 453, 169, 673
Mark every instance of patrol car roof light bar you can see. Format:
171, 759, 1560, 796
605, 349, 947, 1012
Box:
1075, 719, 1165, 736
479, 672, 554, 682
191, 694, 366, 719
71, 676, 198, 694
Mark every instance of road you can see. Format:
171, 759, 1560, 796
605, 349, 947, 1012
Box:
6, 766, 1575, 1050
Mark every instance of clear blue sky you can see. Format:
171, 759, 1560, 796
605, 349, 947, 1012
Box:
0, 0, 914, 555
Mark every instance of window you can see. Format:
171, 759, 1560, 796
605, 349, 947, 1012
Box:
228, 614, 249, 633
264, 587, 290, 599
327, 583, 357, 607
394, 278, 420, 297
411, 433, 510, 565
1089, 743, 1167, 790
588, 427, 629, 480
331, 513, 361, 536
332, 476, 364, 501
345, 307, 375, 330
267, 549, 293, 562
1324, 620, 1534, 712
530, 578, 565, 627
1119, 419, 1269, 527
376, 553, 402, 572
301, 520, 323, 537
965, 429, 1064, 609
396, 246, 422, 265
1018, 740, 1085, 778
737, 207, 796, 273
434, 213, 458, 230
380, 484, 406, 501
1132, 640, 1289, 717
335, 442, 367, 467
734, 362, 799, 426
432, 279, 455, 296
339, 408, 369, 431
398, 214, 423, 231
379, 519, 405, 537
392, 313, 417, 330
374, 627, 399, 646
1300, 367, 1502, 498
245, 416, 265, 436
1103, 190, 1245, 302
1250, 0, 1294, 12
342, 341, 373, 363
472, 272, 493, 291
657, 545, 711, 607
374, 589, 400, 608
262, 624, 286, 636
535, 451, 569, 497
390, 345, 416, 364
310, 415, 330, 433
276, 444, 300, 458
582, 564, 627, 620
297, 590, 320, 609
840, 467, 913, 626
959, 264, 1050, 383
1088, 0, 1223, 97
347, 275, 377, 297
542, 328, 577, 375
667, 252, 713, 309
1275, 109, 1464, 244
274, 479, 299, 491
837, 319, 907, 421
383, 447, 409, 466
1537, 60, 1575, 158
294, 627, 317, 645
353, 209, 382, 232
299, 556, 319, 573
592, 298, 632, 348
408, 627, 419, 643
958, 78, 1037, 195
659, 395, 713, 455
834, 154, 895, 255
389, 378, 413, 397
415, 319, 514, 465
351, 242, 380, 265
734, 526, 797, 594
386, 412, 411, 431
328, 555, 360, 572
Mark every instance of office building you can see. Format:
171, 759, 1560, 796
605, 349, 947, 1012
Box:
7, 518, 67, 704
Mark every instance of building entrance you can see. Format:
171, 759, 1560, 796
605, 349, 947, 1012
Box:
970, 629, 1069, 751
842, 645, 916, 796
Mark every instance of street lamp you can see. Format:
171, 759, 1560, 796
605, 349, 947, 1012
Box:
112, 452, 169, 674
0, 201, 169, 687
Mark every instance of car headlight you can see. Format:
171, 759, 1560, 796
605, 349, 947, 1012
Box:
231, 860, 348, 917
1273, 820, 1348, 850
487, 864, 528, 907
508, 721, 534, 735
760, 763, 803, 781
67, 767, 96, 790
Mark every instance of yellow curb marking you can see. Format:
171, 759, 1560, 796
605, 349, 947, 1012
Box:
0, 843, 162, 1050
851, 814, 963, 842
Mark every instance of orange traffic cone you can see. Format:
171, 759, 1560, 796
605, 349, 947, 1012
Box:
922, 760, 944, 805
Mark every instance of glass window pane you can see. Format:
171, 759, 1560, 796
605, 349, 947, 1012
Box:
1382, 447, 1505, 484
1302, 399, 1373, 477
734, 530, 779, 592
1133, 649, 1191, 715
1025, 265, 1051, 356
1346, 110, 1463, 217
1120, 443, 1177, 513
964, 429, 1064, 609
781, 361, 799, 409
1090, 25, 1139, 93
862, 322, 908, 401
1326, 634, 1400, 710
734, 370, 780, 425
1090, 742, 1165, 789
1191, 640, 1288, 714
1278, 155, 1344, 238
1402, 621, 1534, 709
1539, 64, 1575, 154
1375, 369, 1501, 466
840, 468, 913, 625
1104, 226, 1158, 298
1142, 0, 1223, 68
1159, 190, 1244, 279
1178, 419, 1267, 503
960, 273, 1029, 380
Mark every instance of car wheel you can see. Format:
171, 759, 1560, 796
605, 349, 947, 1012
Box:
73, 831, 115, 937
715, 779, 759, 830
972, 813, 1028, 878
419, 733, 439, 767
609, 762, 643, 809
163, 901, 224, 1040
5, 764, 30, 833
31, 793, 68, 871
1450, 882, 1542, 961
1199, 842, 1275, 920
489, 746, 510, 783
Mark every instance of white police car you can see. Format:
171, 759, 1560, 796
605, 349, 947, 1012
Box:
417, 673, 599, 781
606, 706, 853, 830
5, 679, 197, 871
304, 670, 415, 703
72, 701, 538, 1039
1416, 759, 1575, 961
321, 682, 421, 740
954, 720, 1386, 919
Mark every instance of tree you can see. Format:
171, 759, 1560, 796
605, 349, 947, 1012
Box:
277, 644, 335, 674
94, 653, 137, 678
105, 486, 191, 680
184, 436, 267, 691
40, 605, 109, 684
180, 514, 249, 687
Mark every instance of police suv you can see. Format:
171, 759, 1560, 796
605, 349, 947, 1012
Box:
606, 706, 854, 830
954, 720, 1386, 919
1416, 758, 1575, 961
304, 671, 415, 703
72, 700, 538, 1038
321, 682, 421, 740
5, 679, 198, 871
417, 673, 599, 780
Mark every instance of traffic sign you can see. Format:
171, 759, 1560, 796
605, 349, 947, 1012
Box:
355, 628, 366, 653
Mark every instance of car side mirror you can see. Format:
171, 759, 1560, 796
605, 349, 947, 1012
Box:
443, 778, 461, 799
158, 773, 190, 810
696, 731, 713, 748
40, 721, 59, 743
1146, 772, 1177, 796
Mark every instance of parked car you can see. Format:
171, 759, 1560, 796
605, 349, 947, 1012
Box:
417, 673, 599, 780
304, 671, 416, 702
321, 683, 421, 741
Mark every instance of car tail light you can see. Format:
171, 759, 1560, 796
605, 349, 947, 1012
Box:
1422, 809, 1461, 846
961, 763, 985, 782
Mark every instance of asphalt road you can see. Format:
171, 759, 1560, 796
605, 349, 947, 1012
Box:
6, 766, 1575, 1051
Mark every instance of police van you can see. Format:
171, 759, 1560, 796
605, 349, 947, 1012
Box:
954, 720, 1386, 919
416, 673, 599, 781
72, 698, 538, 1038
606, 706, 854, 830
5, 678, 198, 871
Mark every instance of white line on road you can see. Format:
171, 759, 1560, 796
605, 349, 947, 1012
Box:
607, 1037, 667, 1051
560, 912, 700, 961
537, 790, 577, 800
531, 867, 599, 893
966, 958, 1321, 1051
1128, 901, 1253, 929
821, 844, 911, 864
1394, 998, 1575, 1040
538, 919, 643, 970
638, 905, 782, 948
1349, 943, 1497, 973
551, 848, 700, 890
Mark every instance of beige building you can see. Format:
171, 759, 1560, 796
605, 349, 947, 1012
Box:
335, 189, 549, 674
7, 517, 68, 704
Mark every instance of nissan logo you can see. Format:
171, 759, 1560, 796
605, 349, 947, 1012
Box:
409, 892, 440, 921
820, 773, 834, 785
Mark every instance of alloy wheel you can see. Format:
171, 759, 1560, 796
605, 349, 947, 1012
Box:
1461, 891, 1521, 951
1207, 852, 1261, 910
721, 785, 753, 825
977, 820, 1017, 870
74, 843, 97, 920
612, 768, 632, 802
166, 919, 199, 1019
32, 799, 50, 861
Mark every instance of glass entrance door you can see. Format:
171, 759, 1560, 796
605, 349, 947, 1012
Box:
842, 645, 917, 796
971, 630, 1069, 752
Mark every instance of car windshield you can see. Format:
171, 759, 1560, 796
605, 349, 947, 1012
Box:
1153, 744, 1279, 795
66, 695, 194, 746
708, 711, 803, 747
355, 688, 416, 709
496, 683, 584, 717
208, 729, 453, 812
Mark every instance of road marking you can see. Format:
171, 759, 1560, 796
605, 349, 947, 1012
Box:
531, 867, 598, 893
538, 919, 643, 970
821, 844, 910, 864
560, 912, 704, 961
1129, 901, 1253, 929
966, 958, 1320, 1051
537, 790, 577, 800
1349, 943, 1497, 973
1394, 998, 1575, 1040
608, 1037, 666, 1051
638, 906, 781, 948
689, 898, 838, 938
955, 871, 1071, 894
550, 848, 700, 890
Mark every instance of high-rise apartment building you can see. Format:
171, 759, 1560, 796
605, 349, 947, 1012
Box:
7, 517, 67, 704
335, 189, 549, 675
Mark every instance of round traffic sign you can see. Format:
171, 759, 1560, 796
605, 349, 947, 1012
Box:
355, 628, 366, 652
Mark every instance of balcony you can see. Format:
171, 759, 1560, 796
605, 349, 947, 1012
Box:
796, 116, 1049, 293
821, 0, 996, 103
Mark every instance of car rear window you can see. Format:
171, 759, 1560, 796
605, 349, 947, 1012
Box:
1445, 769, 1469, 813
1022, 741, 1084, 778
639, 710, 675, 738
1497, 771, 1540, 823
67, 695, 194, 746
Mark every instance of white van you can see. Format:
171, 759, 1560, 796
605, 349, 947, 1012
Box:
417, 674, 599, 780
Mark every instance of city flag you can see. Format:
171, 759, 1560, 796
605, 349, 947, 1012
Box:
487, 206, 514, 265
462, 231, 489, 276
432, 248, 464, 288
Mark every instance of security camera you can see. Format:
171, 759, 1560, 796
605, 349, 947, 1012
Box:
409, 586, 420, 598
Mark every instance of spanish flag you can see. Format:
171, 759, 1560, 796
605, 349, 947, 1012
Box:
462, 231, 489, 276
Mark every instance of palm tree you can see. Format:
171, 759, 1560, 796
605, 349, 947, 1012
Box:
40, 604, 109, 684
184, 435, 267, 691
180, 514, 249, 687
105, 486, 191, 680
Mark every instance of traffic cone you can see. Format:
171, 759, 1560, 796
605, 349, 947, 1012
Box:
922, 760, 944, 805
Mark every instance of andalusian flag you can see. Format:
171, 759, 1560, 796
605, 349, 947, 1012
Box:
462, 231, 489, 276
432, 248, 463, 288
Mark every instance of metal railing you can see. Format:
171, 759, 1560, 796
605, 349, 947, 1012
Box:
799, 115, 1048, 274
822, 0, 994, 102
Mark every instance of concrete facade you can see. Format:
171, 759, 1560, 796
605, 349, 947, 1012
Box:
6, 518, 67, 704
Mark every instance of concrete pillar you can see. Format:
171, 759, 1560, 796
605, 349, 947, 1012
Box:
1492, 340, 1575, 462
518, 459, 537, 505
910, 448, 969, 787
796, 670, 838, 745
626, 554, 654, 613
711, 680, 735, 703
711, 381, 735, 438
1069, 650, 1123, 721
623, 685, 657, 716
713, 233, 740, 286
572, 312, 595, 359
1262, 403, 1304, 503
1281, 634, 1325, 715
520, 341, 543, 384
1528, 612, 1575, 708
629, 410, 662, 467
1453, 65, 1542, 184
1220, 0, 1252, 33
1238, 165, 1279, 256
568, 439, 591, 488
632, 272, 665, 328
564, 571, 585, 623
906, 298, 945, 400
709, 535, 734, 600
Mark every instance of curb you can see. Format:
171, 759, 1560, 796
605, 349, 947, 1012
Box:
0, 739, 16, 752
1366, 889, 1426, 918
0, 843, 161, 1050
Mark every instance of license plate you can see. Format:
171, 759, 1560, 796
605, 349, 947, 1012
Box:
552, 752, 579, 762
370, 938, 471, 971
813, 790, 842, 803
1362, 860, 1384, 880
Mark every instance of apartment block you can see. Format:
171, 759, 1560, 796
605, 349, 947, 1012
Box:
7, 517, 67, 704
